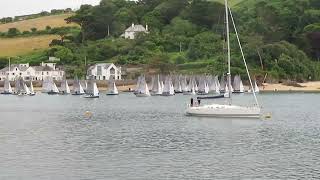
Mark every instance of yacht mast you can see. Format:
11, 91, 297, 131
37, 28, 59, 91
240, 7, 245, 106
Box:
225, 0, 232, 103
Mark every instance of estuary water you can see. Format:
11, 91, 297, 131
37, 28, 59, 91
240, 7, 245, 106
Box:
0, 93, 319, 179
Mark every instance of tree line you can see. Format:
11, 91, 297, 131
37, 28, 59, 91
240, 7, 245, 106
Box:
3, 0, 320, 81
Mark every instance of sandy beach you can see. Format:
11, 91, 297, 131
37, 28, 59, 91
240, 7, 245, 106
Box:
261, 82, 320, 92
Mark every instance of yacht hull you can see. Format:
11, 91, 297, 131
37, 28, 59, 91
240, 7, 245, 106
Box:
186, 104, 261, 118
106, 93, 119, 96
84, 95, 99, 98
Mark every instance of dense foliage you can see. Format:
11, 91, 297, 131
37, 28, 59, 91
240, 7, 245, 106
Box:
3, 0, 320, 81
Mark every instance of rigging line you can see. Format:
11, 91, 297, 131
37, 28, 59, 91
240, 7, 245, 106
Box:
228, 7, 260, 107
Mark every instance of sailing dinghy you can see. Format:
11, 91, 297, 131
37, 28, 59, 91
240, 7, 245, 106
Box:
84, 79, 99, 98
1, 78, 13, 94
106, 80, 119, 95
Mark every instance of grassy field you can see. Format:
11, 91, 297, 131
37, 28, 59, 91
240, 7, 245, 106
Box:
0, 13, 76, 32
0, 35, 59, 57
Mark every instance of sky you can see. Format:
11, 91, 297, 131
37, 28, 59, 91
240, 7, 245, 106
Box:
0, 0, 101, 18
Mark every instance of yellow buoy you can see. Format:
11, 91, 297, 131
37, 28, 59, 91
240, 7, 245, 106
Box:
264, 113, 272, 119
84, 111, 93, 118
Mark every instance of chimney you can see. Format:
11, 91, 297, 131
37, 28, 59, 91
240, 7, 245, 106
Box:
145, 24, 148, 31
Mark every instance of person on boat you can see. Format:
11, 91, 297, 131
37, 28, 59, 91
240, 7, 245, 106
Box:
190, 98, 194, 107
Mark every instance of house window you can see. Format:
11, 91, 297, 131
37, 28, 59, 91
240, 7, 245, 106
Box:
103, 76, 106, 80
110, 67, 115, 74
12, 73, 15, 75
94, 76, 97, 80
42, 72, 44, 75
97, 66, 102, 75
19, 73, 22, 75
47, 72, 49, 75
25, 77, 30, 80
16, 68, 18, 71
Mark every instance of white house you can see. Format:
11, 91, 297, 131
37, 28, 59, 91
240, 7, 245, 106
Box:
122, 23, 149, 39
87, 63, 122, 80
0, 62, 65, 81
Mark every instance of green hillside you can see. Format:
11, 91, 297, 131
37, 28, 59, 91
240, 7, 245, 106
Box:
2, 0, 320, 81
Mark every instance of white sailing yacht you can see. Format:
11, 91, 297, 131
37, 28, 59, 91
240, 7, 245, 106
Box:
135, 75, 150, 97
1, 78, 13, 94
186, 0, 261, 118
106, 80, 119, 95
84, 78, 99, 98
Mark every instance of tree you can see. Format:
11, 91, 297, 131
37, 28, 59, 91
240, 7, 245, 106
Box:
30, 27, 37, 33
7, 28, 20, 37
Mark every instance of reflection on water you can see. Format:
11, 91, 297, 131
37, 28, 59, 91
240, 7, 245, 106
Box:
0, 93, 319, 179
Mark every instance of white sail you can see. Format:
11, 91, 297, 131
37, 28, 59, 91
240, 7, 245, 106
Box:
79, 83, 85, 94
160, 81, 164, 93
30, 81, 34, 93
93, 82, 99, 96
239, 80, 244, 93
136, 75, 150, 97
24, 83, 31, 95
198, 76, 209, 95
42, 77, 51, 93
254, 81, 260, 93
53, 82, 59, 93
3, 78, 13, 94
162, 76, 175, 96
151, 75, 162, 95
107, 81, 119, 95
65, 80, 70, 94
181, 76, 189, 92
174, 76, 182, 93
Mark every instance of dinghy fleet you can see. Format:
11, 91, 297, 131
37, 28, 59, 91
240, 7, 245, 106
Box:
133, 74, 260, 97
0, 76, 119, 98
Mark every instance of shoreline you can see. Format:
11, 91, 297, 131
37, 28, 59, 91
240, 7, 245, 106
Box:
29, 82, 320, 93
259, 82, 320, 92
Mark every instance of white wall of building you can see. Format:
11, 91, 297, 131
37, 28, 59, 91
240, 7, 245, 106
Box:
87, 63, 122, 80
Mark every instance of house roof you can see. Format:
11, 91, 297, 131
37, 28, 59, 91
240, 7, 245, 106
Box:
125, 25, 147, 32
0, 65, 29, 72
33, 65, 55, 71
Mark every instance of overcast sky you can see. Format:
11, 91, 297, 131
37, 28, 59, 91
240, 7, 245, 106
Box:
0, 0, 101, 18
